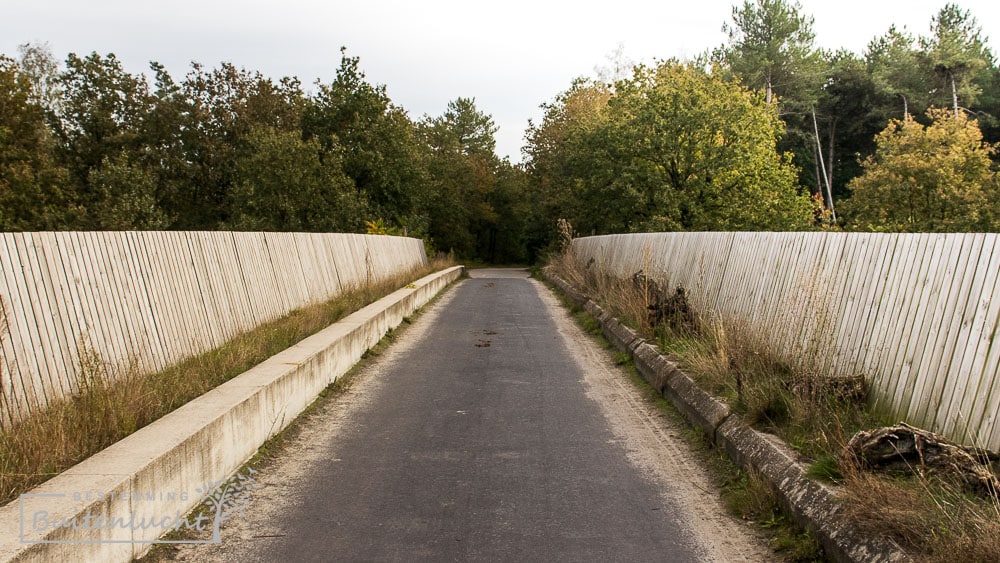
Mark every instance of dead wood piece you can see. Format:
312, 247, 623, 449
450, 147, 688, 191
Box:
843, 422, 1000, 497
633, 271, 696, 331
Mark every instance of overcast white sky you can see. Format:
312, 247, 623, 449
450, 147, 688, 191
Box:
3, 1, 999, 161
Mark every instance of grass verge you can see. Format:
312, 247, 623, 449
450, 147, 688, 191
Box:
546, 235, 1000, 562
0, 256, 455, 506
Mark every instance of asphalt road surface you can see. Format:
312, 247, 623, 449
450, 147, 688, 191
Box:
164, 269, 770, 562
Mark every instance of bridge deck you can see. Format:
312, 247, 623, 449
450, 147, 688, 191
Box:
165, 269, 769, 562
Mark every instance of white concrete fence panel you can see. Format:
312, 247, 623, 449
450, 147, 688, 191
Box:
573, 232, 1000, 451
0, 232, 427, 428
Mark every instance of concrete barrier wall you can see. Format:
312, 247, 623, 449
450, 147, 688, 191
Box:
0, 265, 463, 562
0, 232, 428, 428
573, 232, 1000, 451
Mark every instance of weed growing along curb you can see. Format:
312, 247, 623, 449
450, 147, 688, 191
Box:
0, 257, 455, 506
547, 232, 1000, 562
538, 273, 823, 562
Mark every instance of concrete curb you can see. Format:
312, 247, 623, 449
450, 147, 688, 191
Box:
542, 271, 910, 563
0, 266, 464, 563
547, 273, 589, 306
601, 317, 642, 354
655, 351, 732, 442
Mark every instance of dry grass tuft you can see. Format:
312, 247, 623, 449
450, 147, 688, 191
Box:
552, 241, 880, 462
840, 461, 1000, 562
672, 318, 880, 462
0, 260, 454, 505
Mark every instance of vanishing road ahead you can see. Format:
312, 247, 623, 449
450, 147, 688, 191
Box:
167, 269, 770, 562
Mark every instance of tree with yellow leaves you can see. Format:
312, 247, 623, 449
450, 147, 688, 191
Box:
843, 108, 998, 232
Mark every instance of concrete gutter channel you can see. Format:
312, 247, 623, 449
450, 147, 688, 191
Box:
0, 266, 464, 563
545, 271, 911, 563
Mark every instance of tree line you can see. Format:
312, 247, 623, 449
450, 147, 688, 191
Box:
3, 1, 1000, 264
524, 1, 1000, 249
0, 46, 530, 262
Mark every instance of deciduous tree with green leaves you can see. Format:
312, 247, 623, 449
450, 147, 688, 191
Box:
0, 56, 75, 230
597, 61, 813, 232
524, 79, 612, 245
420, 97, 501, 258
16, 42, 61, 114
87, 150, 167, 229
229, 126, 362, 232
524, 62, 814, 236
54, 52, 154, 228
177, 62, 307, 228
303, 49, 429, 228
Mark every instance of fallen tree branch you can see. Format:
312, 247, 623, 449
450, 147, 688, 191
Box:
843, 422, 1000, 497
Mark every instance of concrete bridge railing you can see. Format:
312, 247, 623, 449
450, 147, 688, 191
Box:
573, 232, 1000, 451
0, 231, 427, 428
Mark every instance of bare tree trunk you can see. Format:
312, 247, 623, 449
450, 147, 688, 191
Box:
813, 146, 822, 197
812, 110, 837, 224
826, 120, 836, 197
950, 72, 960, 118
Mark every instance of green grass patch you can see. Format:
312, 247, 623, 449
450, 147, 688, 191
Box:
806, 455, 843, 482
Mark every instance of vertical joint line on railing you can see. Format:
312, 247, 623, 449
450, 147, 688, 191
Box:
230, 232, 257, 326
